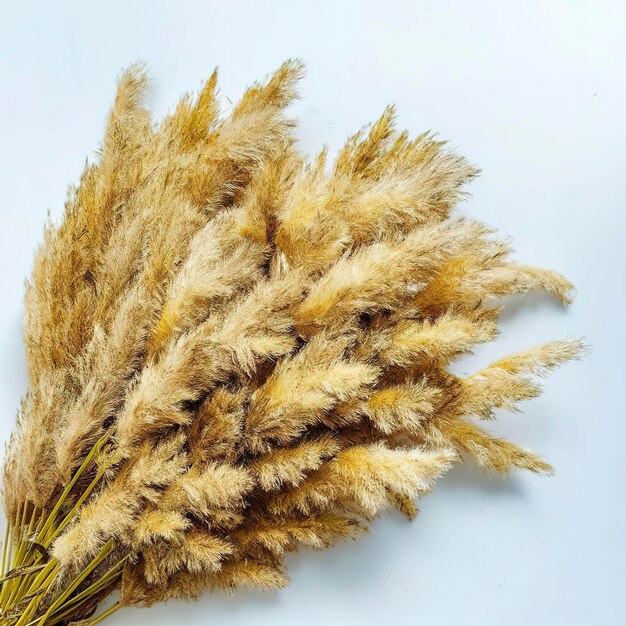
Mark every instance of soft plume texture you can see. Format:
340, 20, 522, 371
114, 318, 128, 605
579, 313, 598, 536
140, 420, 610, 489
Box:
0, 60, 581, 625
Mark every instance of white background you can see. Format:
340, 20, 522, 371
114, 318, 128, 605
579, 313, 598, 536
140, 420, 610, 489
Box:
1, 1, 624, 624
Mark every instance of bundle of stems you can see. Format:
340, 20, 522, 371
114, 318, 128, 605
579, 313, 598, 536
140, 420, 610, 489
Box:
1, 433, 121, 625
0, 60, 581, 625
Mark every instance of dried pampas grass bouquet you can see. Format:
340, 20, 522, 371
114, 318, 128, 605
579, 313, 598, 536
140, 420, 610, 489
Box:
0, 60, 581, 625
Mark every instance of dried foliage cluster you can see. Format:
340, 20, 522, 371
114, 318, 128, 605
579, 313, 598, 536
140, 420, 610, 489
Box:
0, 61, 580, 625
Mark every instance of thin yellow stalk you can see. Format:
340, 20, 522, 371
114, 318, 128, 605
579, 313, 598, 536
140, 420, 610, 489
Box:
6, 513, 47, 612
25, 558, 125, 626
0, 517, 15, 607
63, 556, 127, 608
5, 505, 39, 608
34, 553, 127, 626
5, 501, 26, 590
36, 539, 115, 626
25, 506, 39, 546
35, 431, 110, 545
13, 502, 24, 537
21, 560, 58, 604
13, 563, 59, 626
43, 462, 109, 548
6, 527, 13, 575
8, 504, 30, 600
1, 520, 10, 577
26, 596, 96, 626
85, 602, 121, 625
8, 507, 43, 606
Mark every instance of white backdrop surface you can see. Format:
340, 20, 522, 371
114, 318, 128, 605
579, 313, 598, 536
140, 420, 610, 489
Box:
0, 1, 624, 624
